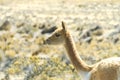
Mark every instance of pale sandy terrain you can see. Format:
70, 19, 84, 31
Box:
0, 0, 120, 80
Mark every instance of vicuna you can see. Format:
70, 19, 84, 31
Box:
44, 22, 120, 80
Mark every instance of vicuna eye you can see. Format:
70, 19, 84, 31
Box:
55, 33, 60, 37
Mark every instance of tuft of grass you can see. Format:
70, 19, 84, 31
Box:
5, 49, 16, 58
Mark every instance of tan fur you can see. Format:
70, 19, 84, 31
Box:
44, 22, 120, 80
64, 31, 92, 71
90, 58, 120, 80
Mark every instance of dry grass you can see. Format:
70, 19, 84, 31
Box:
0, 0, 120, 79
0, 0, 120, 5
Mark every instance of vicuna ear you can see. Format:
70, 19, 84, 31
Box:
62, 21, 67, 32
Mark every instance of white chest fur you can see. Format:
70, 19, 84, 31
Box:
79, 71, 91, 80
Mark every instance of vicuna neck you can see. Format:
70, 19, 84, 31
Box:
64, 31, 92, 72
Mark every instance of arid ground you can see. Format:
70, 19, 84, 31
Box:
0, 0, 120, 80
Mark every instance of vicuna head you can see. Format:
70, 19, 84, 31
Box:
44, 22, 68, 45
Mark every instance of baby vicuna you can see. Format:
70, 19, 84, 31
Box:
44, 22, 120, 80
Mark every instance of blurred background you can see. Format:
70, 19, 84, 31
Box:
0, 0, 120, 80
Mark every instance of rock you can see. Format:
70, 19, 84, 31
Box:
30, 22, 44, 31
102, 29, 120, 39
79, 29, 91, 40
79, 29, 92, 43
79, 25, 103, 43
96, 27, 120, 43
108, 35, 120, 44
83, 37, 92, 43
90, 25, 102, 32
113, 37, 119, 43
104, 29, 120, 38
0, 20, 11, 31
90, 25, 103, 36
41, 26, 57, 34
16, 22, 25, 28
